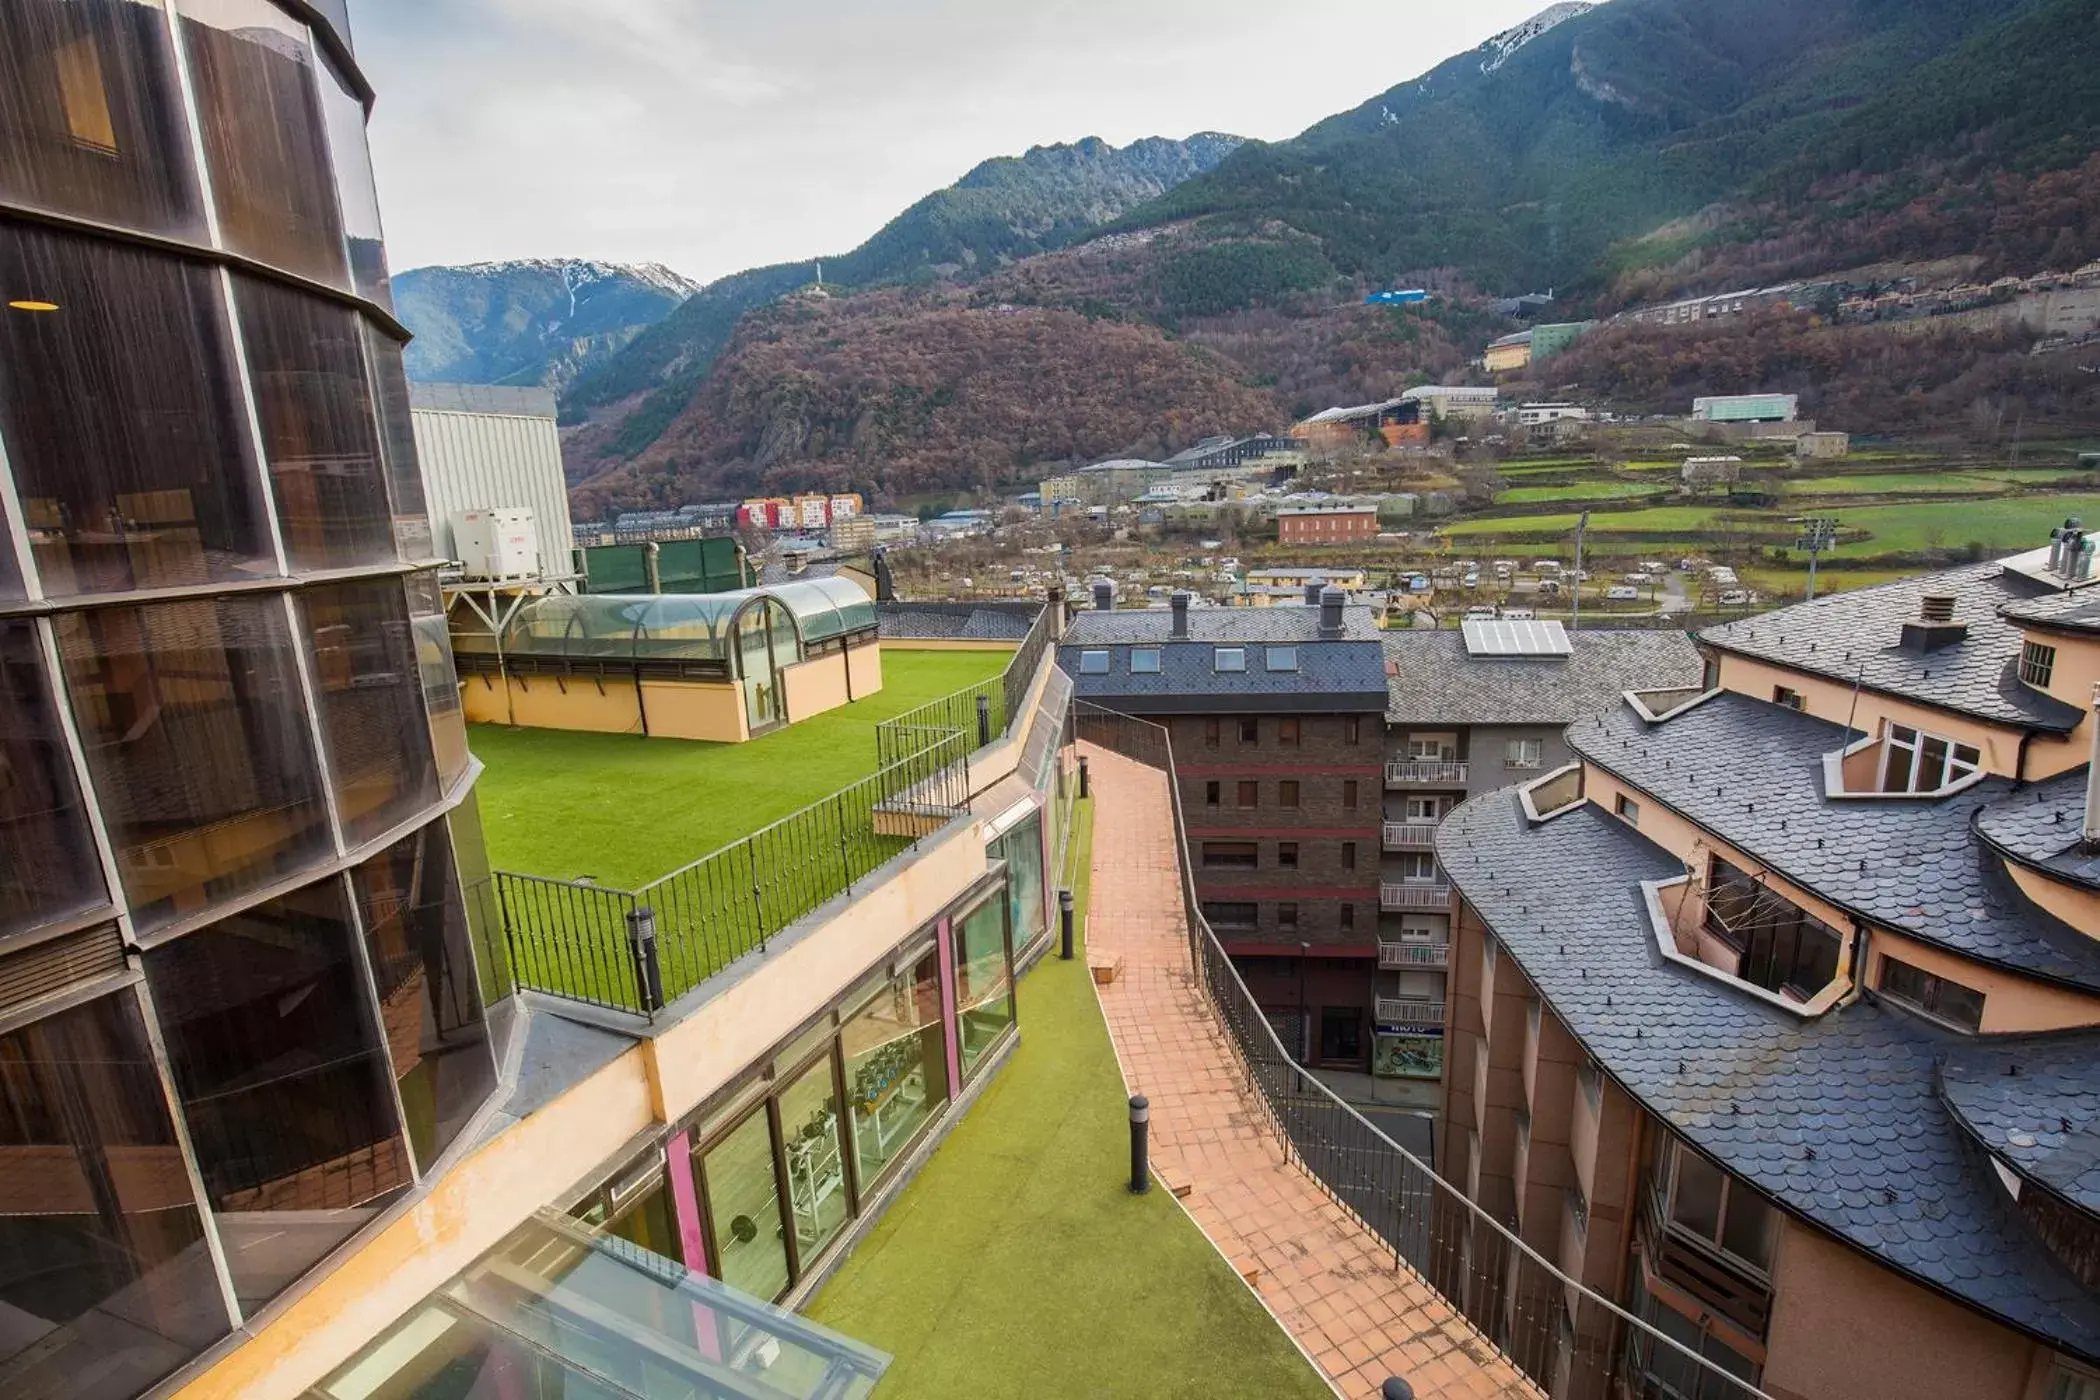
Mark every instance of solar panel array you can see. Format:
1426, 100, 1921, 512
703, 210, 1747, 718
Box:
1461, 618, 1573, 657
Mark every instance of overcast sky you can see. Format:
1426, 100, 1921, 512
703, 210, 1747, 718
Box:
353, 0, 1551, 285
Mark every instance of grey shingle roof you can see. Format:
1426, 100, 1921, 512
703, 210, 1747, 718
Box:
1064, 604, 1383, 645
1998, 589, 2100, 633
1436, 794, 2100, 1361
1699, 561, 2084, 732
1975, 767, 2100, 890
877, 602, 1038, 641
1058, 637, 1387, 710
1382, 629, 1704, 726
1942, 1034, 2100, 1216
1571, 692, 2100, 989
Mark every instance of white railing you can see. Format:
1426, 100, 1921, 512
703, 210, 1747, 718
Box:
1380, 882, 1453, 912
1381, 821, 1440, 850
1375, 997, 1447, 1029
1386, 759, 1469, 786
1378, 940, 1451, 969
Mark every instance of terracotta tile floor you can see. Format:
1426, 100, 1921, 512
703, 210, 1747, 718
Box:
1081, 745, 1538, 1400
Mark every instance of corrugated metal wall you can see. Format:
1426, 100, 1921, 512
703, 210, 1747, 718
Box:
409, 405, 575, 568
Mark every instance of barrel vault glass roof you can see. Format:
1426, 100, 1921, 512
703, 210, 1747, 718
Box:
471, 580, 876, 663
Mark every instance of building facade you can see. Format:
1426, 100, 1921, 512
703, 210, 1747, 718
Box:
407, 382, 573, 568
1062, 590, 1388, 1063
1278, 504, 1381, 545
0, 4, 499, 1393
1437, 551, 2100, 1398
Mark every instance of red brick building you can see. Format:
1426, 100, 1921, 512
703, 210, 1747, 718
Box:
1277, 504, 1380, 546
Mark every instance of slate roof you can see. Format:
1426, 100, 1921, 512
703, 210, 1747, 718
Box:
1065, 604, 1383, 645
1571, 692, 2100, 989
1383, 629, 1703, 726
1436, 794, 2100, 1361
1058, 636, 1388, 709
1998, 589, 2100, 634
1942, 1034, 2100, 1217
1699, 561, 2084, 732
1976, 767, 2100, 890
876, 601, 1038, 641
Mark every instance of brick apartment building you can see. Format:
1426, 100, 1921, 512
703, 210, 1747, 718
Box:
1277, 503, 1381, 546
1063, 585, 1388, 1063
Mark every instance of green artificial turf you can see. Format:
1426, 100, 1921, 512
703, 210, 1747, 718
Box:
471, 648, 1009, 887
807, 800, 1331, 1400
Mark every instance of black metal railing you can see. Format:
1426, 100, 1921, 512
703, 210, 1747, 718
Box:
499, 731, 971, 1019
1074, 701, 1769, 1400
873, 603, 1051, 769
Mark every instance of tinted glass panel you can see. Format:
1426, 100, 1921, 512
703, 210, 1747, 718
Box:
145, 879, 411, 1312
0, 991, 230, 1399
1671, 1148, 1724, 1242
778, 1054, 848, 1269
299, 578, 439, 844
0, 224, 274, 597
996, 813, 1045, 951
446, 793, 510, 1006
407, 572, 468, 788
54, 596, 332, 932
842, 950, 946, 1188
234, 275, 395, 570
1721, 1184, 1776, 1270
363, 325, 433, 562
953, 895, 1013, 1080
0, 620, 108, 942
0, 0, 203, 236
317, 52, 387, 306
352, 821, 495, 1173
700, 1108, 788, 1303
177, 0, 348, 287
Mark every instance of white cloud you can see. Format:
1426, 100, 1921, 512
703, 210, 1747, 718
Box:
354, 0, 1550, 280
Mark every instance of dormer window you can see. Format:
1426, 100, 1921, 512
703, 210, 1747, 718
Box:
1881, 724, 1980, 794
1131, 647, 1161, 674
1878, 955, 1984, 1031
1078, 649, 1110, 675
2021, 639, 2057, 690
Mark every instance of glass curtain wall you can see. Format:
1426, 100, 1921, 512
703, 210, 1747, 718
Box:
993, 812, 1046, 956
840, 948, 946, 1188
952, 894, 1015, 1079
0, 619, 106, 941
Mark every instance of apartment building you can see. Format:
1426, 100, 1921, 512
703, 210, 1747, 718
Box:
1278, 503, 1381, 546
1436, 550, 2100, 1398
1061, 587, 1388, 1064
0, 9, 1074, 1398
1375, 622, 1702, 1097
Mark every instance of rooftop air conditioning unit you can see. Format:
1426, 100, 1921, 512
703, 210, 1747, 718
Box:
453, 507, 540, 581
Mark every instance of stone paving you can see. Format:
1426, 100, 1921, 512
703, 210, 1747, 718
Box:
1081, 744, 1538, 1400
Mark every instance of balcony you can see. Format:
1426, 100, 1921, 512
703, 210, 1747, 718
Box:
1382, 820, 1441, 850
1375, 997, 1447, 1029
1379, 939, 1451, 969
1381, 881, 1454, 912
1386, 759, 1468, 787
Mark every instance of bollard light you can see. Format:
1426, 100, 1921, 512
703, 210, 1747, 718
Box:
627, 905, 663, 1014
975, 692, 992, 747
1128, 1094, 1150, 1195
1078, 754, 1091, 799
1059, 888, 1075, 961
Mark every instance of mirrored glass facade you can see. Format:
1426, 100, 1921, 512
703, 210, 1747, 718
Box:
0, 2, 494, 1390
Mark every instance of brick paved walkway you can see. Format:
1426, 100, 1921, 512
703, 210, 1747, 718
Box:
1082, 746, 1537, 1400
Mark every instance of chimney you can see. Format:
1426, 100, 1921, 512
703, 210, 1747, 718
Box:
2087, 684, 2100, 849
1319, 586, 1344, 639
1900, 593, 1968, 652
1092, 580, 1113, 611
1304, 580, 1323, 606
1045, 582, 1065, 640
1170, 591, 1191, 638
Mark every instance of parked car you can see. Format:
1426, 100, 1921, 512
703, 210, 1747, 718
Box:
1462, 571, 1480, 588
1605, 585, 1640, 601
1719, 589, 1751, 606
1464, 605, 1498, 621
1501, 607, 1536, 620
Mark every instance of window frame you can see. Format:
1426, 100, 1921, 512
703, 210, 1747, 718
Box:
1877, 954, 1985, 1031
1235, 780, 1259, 809
1238, 717, 1259, 744
1649, 1135, 1779, 1278
1265, 645, 1299, 672
1505, 736, 1544, 770
1130, 646, 1162, 674
1278, 779, 1301, 809
1614, 792, 1641, 825
1078, 648, 1110, 675
1214, 646, 1247, 672
1342, 778, 1359, 809
1201, 841, 1260, 870
1276, 841, 1299, 869
1277, 716, 1301, 748
2021, 639, 2058, 691
1204, 780, 1220, 808
1880, 722, 1982, 794
1773, 685, 1804, 711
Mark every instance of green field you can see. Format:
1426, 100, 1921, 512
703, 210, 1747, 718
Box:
1494, 480, 1669, 505
1443, 505, 1749, 539
1827, 495, 2100, 558
1780, 472, 1999, 496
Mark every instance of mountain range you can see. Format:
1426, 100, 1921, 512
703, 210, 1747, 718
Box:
396, 0, 2100, 513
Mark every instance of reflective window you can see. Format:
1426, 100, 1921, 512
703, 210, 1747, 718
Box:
363, 325, 434, 562
317, 52, 388, 306
778, 1053, 849, 1267
571, 1153, 681, 1263
176, 0, 349, 288
407, 572, 468, 788
234, 274, 395, 570
299, 578, 439, 844
841, 949, 946, 1189
54, 596, 332, 932
352, 820, 495, 1173
0, 620, 107, 942
993, 813, 1046, 952
447, 792, 511, 1006
0, 224, 274, 597
699, 1107, 788, 1303
0, 990, 231, 1397
952, 894, 1013, 1081
0, 0, 204, 236
144, 878, 412, 1312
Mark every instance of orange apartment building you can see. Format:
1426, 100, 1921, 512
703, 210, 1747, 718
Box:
1278, 503, 1382, 546
1437, 543, 2100, 1399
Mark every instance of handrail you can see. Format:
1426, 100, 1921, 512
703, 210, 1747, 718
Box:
1072, 700, 1772, 1400
873, 603, 1051, 768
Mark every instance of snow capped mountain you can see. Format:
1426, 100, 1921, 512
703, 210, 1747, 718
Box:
1479, 2, 1596, 74
394, 260, 701, 391
446, 258, 702, 301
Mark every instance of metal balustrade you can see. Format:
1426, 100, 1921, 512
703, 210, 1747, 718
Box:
1381, 881, 1454, 912
1382, 821, 1441, 850
1374, 997, 1447, 1028
1386, 759, 1469, 786
1378, 940, 1450, 969
1073, 699, 1771, 1400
